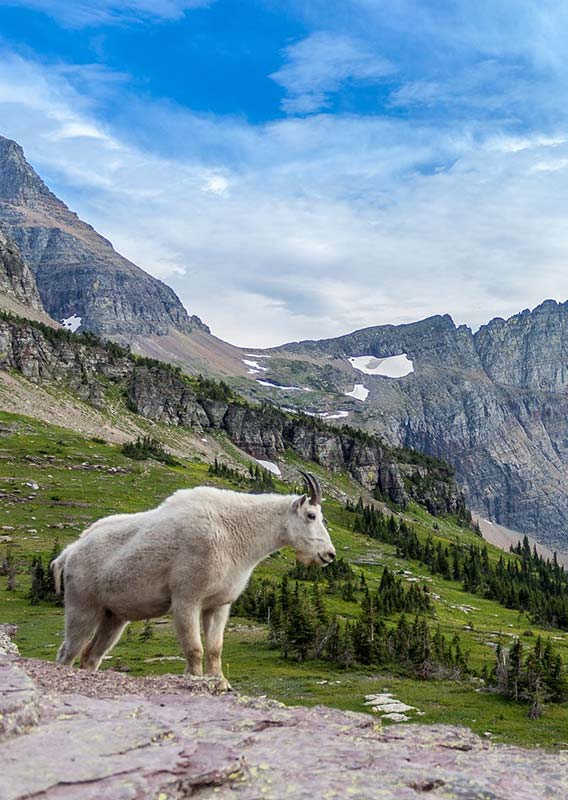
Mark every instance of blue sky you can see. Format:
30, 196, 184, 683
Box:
1, 1, 568, 345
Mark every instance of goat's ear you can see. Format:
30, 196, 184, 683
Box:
292, 495, 307, 513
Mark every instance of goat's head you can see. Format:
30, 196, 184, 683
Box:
287, 471, 336, 567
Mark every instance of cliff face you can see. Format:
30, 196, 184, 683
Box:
268, 301, 568, 550
0, 228, 44, 311
0, 137, 206, 339
0, 315, 465, 514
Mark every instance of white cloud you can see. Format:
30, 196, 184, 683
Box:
3, 51, 568, 348
201, 174, 229, 196
0, 0, 212, 27
271, 31, 395, 114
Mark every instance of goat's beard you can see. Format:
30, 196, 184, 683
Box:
295, 551, 323, 568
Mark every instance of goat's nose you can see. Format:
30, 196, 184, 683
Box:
326, 551, 336, 561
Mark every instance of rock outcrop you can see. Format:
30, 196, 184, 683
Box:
0, 136, 207, 339
1, 647, 566, 800
0, 315, 465, 513
270, 301, 568, 550
0, 228, 44, 312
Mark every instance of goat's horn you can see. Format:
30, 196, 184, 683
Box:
299, 470, 322, 505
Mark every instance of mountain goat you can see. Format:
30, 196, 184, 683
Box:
51, 471, 335, 690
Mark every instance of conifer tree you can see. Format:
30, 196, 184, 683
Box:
29, 556, 46, 605
286, 583, 316, 661
506, 639, 523, 701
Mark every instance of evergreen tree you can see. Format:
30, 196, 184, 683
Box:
29, 556, 46, 605
506, 639, 524, 701
312, 582, 328, 625
285, 583, 316, 661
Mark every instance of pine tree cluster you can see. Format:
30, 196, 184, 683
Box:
208, 458, 275, 492
488, 635, 566, 718
193, 375, 235, 402
121, 435, 179, 466
232, 568, 467, 679
350, 501, 568, 630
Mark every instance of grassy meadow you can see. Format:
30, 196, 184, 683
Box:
2, 409, 568, 749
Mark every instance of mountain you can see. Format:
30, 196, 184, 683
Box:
3, 134, 568, 551
0, 136, 206, 340
247, 301, 568, 551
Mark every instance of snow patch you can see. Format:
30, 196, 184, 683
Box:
320, 410, 349, 420
256, 459, 282, 476
244, 353, 271, 359
60, 314, 82, 332
345, 383, 369, 401
243, 358, 269, 374
349, 354, 414, 378
257, 380, 308, 392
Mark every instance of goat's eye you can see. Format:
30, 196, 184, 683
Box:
307, 512, 316, 521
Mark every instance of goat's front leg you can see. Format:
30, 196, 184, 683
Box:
202, 604, 231, 690
172, 603, 203, 677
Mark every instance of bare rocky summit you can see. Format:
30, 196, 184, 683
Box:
0, 136, 206, 339
1, 628, 567, 800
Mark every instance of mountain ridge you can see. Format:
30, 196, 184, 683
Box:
245, 299, 568, 550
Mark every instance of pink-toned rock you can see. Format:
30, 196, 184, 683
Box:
0, 659, 39, 741
1, 652, 568, 800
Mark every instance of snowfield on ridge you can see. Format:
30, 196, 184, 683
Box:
349, 354, 414, 378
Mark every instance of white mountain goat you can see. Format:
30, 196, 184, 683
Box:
51, 471, 335, 689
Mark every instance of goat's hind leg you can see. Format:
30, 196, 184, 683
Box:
80, 610, 127, 672
57, 604, 99, 667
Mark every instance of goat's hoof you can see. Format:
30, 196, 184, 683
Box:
217, 677, 232, 693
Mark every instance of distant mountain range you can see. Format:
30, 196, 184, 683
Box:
2, 134, 568, 550
253, 305, 568, 552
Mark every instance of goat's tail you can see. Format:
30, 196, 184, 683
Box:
50, 549, 70, 596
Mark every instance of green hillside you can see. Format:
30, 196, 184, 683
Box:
1, 410, 567, 749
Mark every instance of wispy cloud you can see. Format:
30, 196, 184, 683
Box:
0, 0, 212, 27
270, 31, 395, 114
3, 1, 568, 346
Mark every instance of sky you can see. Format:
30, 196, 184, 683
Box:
1, 2, 568, 346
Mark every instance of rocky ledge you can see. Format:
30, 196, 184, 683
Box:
1, 644, 567, 798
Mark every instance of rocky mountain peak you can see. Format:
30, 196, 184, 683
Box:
0, 137, 60, 209
0, 135, 208, 340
